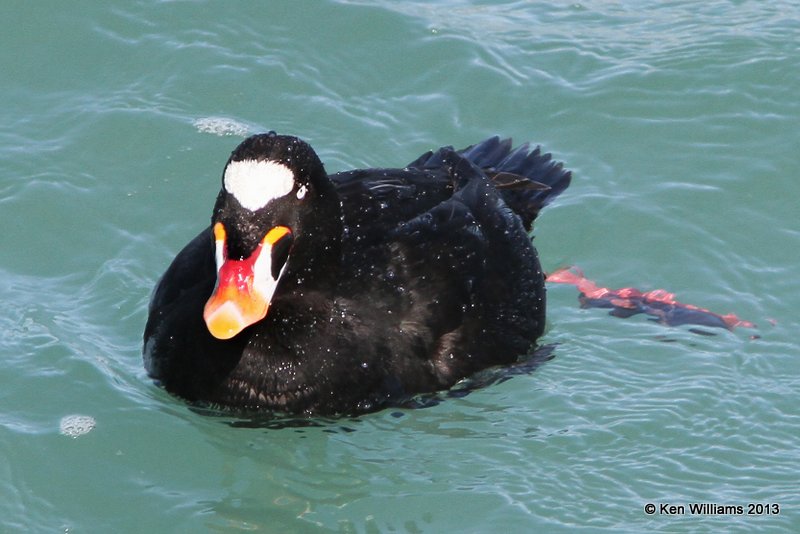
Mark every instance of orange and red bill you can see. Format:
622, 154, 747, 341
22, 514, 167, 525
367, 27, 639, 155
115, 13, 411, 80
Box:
203, 223, 292, 339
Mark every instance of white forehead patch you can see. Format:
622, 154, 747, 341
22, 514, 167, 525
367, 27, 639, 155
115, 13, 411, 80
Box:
223, 159, 295, 211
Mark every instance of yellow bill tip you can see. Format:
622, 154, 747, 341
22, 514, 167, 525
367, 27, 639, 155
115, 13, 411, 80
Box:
204, 301, 250, 340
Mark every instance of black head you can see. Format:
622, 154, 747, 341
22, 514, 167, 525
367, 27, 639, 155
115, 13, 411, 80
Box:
203, 133, 343, 339
211, 132, 333, 258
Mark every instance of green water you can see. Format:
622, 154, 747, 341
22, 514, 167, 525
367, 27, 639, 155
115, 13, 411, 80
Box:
2, 1, 798, 532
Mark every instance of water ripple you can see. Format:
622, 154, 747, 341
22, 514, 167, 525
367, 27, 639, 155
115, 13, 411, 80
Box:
2, 0, 799, 531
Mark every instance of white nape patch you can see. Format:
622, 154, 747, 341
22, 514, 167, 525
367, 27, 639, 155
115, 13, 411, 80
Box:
224, 159, 295, 211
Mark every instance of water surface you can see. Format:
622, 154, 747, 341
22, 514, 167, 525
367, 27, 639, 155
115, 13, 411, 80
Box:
1, 1, 798, 531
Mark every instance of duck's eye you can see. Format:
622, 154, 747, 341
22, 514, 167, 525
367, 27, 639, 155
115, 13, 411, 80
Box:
296, 185, 308, 200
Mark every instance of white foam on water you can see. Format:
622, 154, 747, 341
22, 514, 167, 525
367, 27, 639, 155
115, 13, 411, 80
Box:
193, 117, 250, 137
59, 414, 96, 438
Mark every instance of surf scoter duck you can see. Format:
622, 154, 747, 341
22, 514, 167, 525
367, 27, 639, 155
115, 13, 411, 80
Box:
143, 132, 570, 415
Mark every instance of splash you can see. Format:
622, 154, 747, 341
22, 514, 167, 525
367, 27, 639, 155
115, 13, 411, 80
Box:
547, 266, 755, 331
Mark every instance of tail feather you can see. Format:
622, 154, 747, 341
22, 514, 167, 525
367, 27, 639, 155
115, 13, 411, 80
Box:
406, 136, 571, 231
460, 136, 513, 168
494, 142, 532, 173
459, 137, 572, 231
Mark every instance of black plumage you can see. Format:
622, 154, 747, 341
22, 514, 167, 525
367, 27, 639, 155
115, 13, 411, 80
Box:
143, 132, 570, 416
